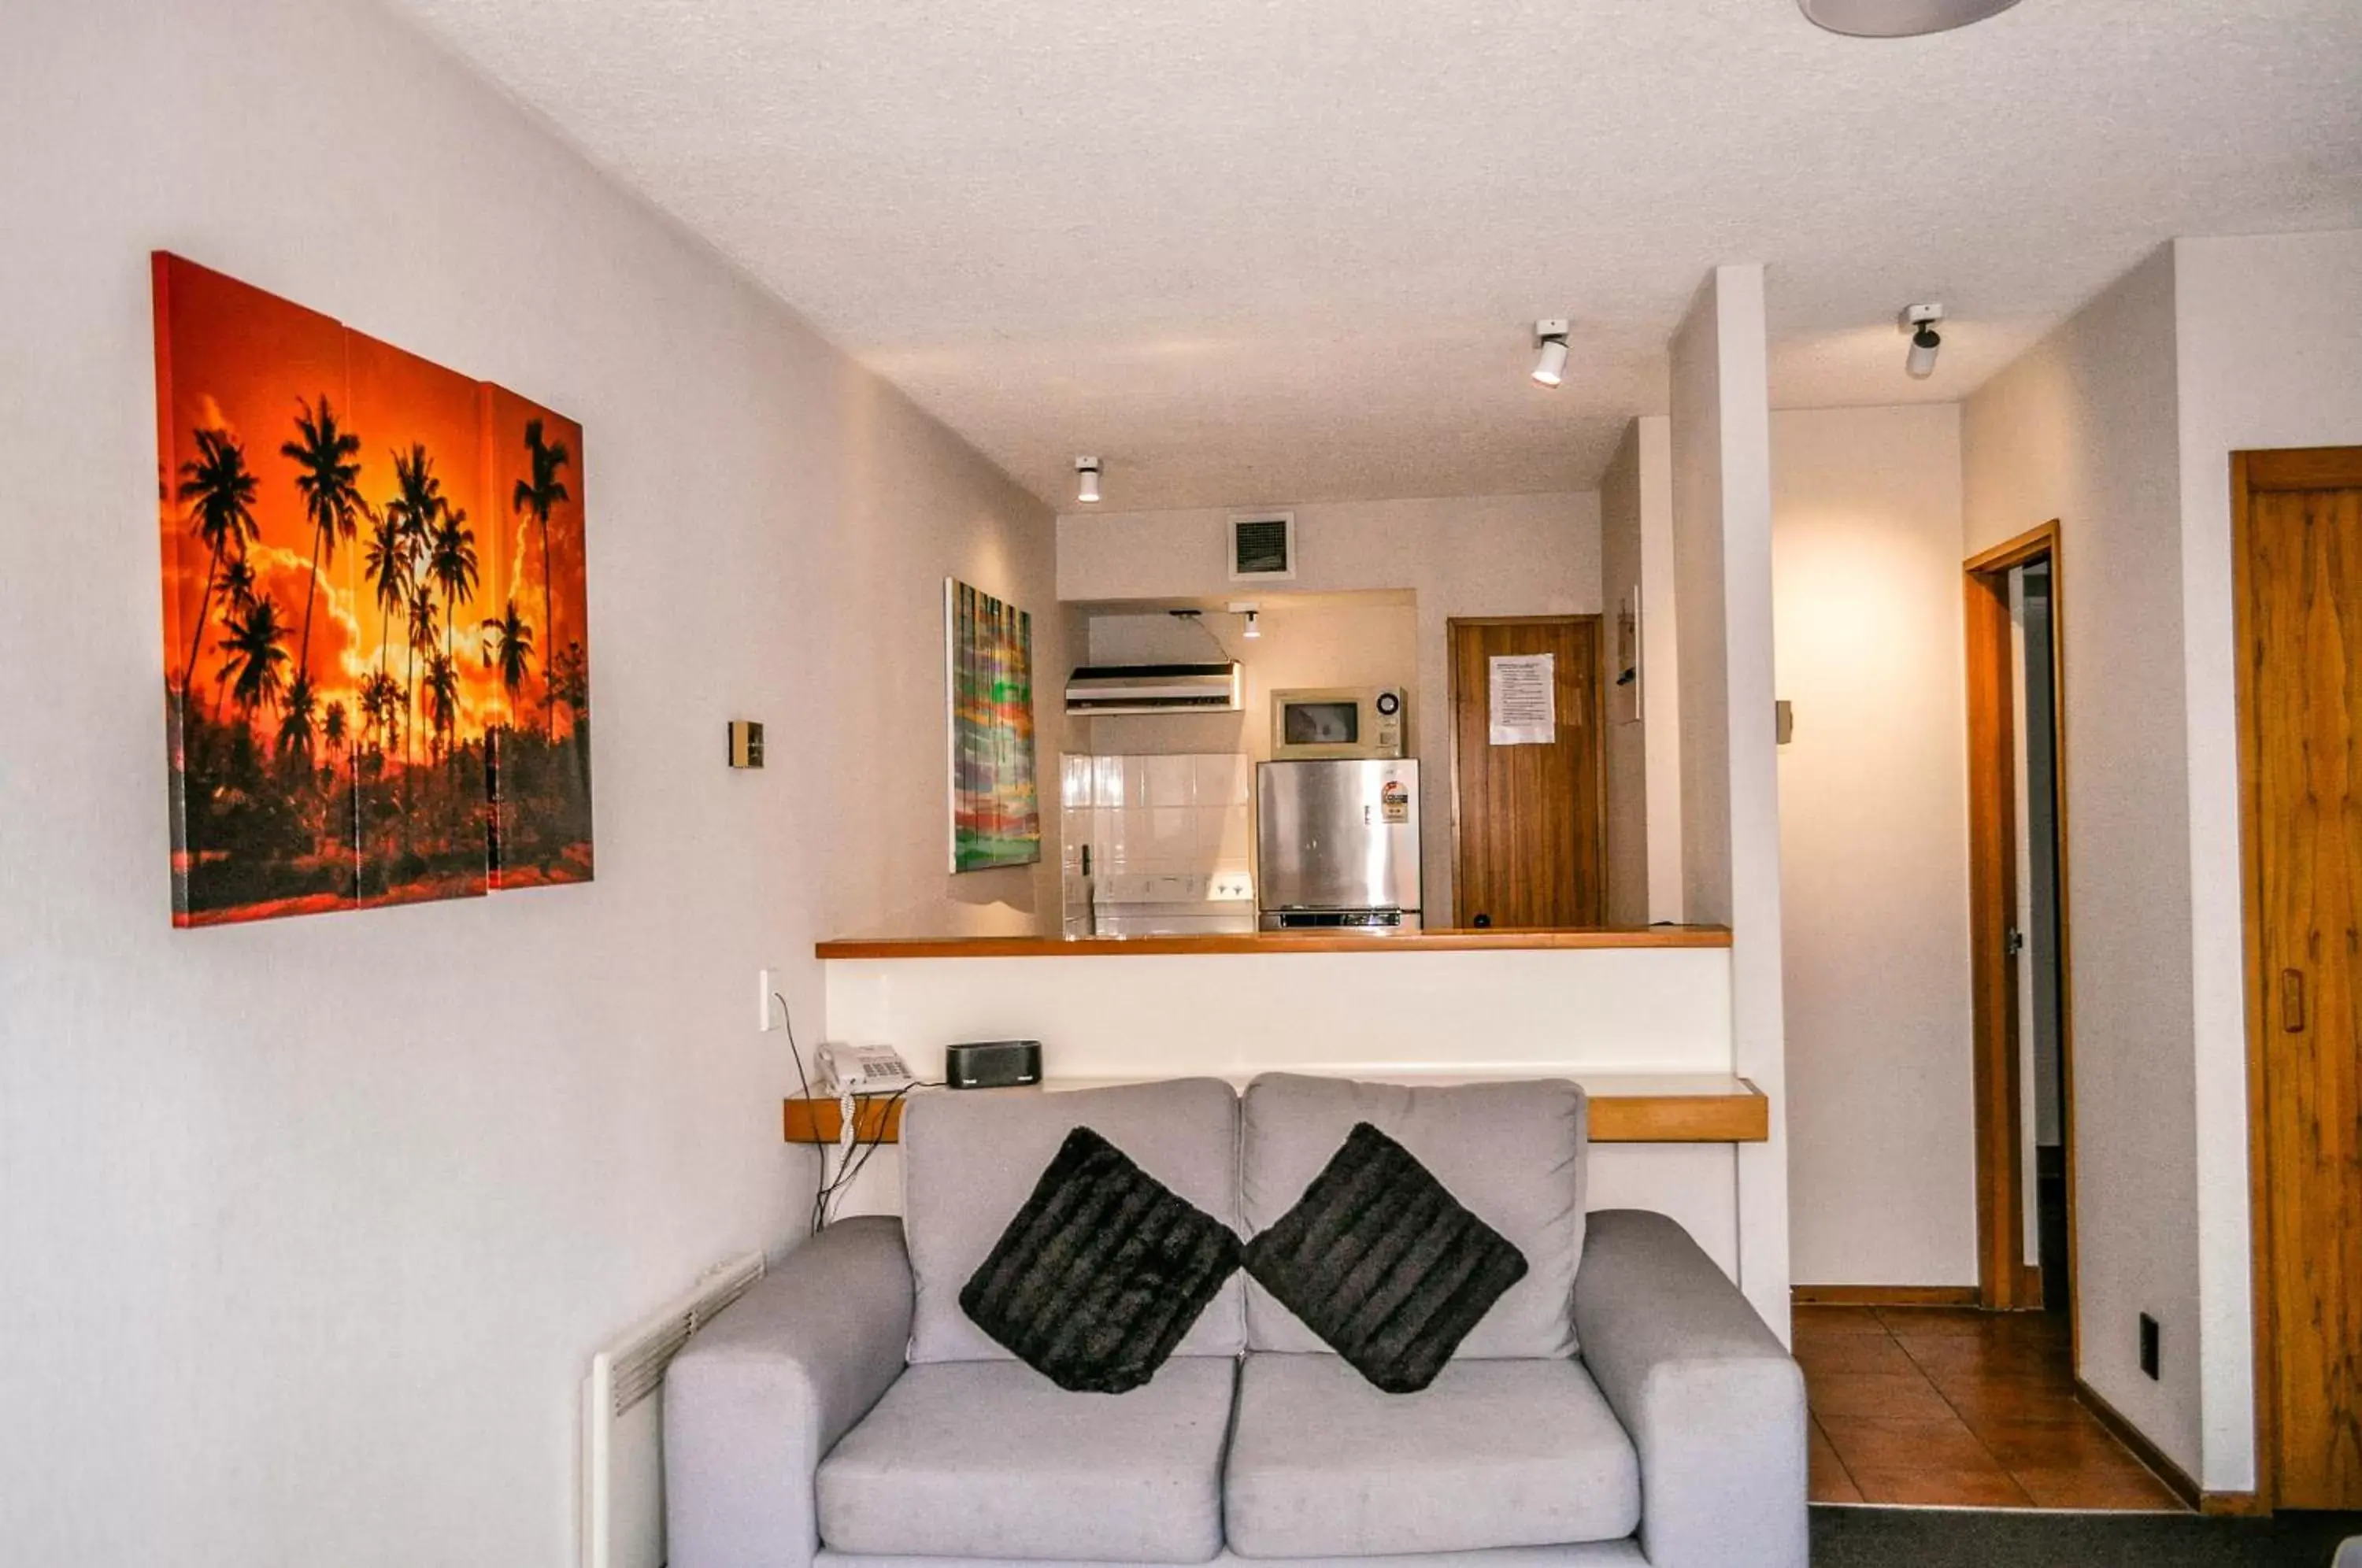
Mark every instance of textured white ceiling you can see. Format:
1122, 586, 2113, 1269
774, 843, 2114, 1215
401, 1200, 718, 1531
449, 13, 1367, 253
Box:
392, 0, 2362, 509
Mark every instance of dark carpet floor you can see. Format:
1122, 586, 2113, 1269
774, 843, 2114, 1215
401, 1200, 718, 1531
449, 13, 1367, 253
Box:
1811, 1504, 2362, 1566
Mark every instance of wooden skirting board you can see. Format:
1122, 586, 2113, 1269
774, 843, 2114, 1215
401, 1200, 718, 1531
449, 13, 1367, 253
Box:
2075, 1378, 2205, 1512
1790, 1285, 1982, 1308
786, 1076, 1768, 1147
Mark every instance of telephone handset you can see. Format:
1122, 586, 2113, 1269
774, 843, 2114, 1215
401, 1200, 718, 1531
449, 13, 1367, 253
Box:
814, 1042, 918, 1097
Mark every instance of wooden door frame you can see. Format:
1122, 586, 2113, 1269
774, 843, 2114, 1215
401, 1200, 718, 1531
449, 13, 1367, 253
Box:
2231, 444, 2362, 1514
1964, 523, 2078, 1327
1444, 614, 1606, 928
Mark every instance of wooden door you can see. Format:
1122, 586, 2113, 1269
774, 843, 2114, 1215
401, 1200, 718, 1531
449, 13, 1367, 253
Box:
1447, 616, 1603, 928
2237, 447, 2362, 1509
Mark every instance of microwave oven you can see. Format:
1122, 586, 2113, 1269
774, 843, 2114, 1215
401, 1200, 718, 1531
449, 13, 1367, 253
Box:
1270, 686, 1407, 760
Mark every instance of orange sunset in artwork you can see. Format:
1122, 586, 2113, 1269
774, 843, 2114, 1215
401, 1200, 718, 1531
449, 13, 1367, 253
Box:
154, 253, 593, 926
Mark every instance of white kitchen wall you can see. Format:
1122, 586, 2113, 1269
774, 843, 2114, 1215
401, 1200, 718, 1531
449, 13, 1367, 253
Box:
1771, 405, 1978, 1289
1058, 492, 1601, 923
0, 0, 1053, 1562
1079, 596, 1418, 760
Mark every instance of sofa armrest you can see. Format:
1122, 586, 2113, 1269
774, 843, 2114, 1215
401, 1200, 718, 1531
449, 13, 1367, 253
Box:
1573, 1210, 1806, 1568
665, 1216, 914, 1568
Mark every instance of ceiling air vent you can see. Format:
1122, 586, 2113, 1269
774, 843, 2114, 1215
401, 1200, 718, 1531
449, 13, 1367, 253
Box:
1229, 513, 1297, 582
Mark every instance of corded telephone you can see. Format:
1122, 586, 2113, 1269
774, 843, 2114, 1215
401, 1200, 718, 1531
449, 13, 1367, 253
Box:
813, 1042, 918, 1096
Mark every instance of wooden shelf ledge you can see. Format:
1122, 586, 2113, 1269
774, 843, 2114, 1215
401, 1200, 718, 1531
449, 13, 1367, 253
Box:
815, 926, 1732, 960
783, 1074, 1767, 1146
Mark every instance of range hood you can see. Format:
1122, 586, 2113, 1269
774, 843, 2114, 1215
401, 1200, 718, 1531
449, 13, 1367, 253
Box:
1064, 662, 1242, 716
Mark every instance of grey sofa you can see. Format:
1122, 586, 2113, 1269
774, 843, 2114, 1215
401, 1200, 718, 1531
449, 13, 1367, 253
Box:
668, 1076, 1806, 1568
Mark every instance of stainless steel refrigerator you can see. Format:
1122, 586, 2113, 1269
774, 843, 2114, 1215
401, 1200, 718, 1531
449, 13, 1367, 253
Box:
1255, 760, 1422, 932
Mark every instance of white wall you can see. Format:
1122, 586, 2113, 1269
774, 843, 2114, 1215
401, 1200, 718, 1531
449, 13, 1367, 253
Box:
1964, 244, 2201, 1475
824, 946, 1747, 1273
2170, 229, 2362, 1491
1771, 405, 1978, 1288
0, 1, 1053, 1562
1599, 416, 1682, 927
1058, 493, 1601, 922
1080, 597, 1417, 761
1668, 266, 1790, 1337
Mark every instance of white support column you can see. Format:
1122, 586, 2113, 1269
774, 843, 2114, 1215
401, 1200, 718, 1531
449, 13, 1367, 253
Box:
1668, 264, 1791, 1340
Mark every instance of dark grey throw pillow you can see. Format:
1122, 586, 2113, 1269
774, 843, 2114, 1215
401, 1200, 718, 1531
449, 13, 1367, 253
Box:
960, 1126, 1242, 1394
1243, 1121, 1529, 1393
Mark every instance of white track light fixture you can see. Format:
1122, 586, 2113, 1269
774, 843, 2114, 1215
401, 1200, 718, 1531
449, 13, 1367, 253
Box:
1901, 304, 1945, 379
1801, 0, 2021, 37
1075, 455, 1101, 505
1242, 609, 1261, 640
1531, 319, 1571, 388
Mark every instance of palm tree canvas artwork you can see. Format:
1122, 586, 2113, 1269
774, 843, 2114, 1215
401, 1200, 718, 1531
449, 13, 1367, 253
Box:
946, 578, 1039, 873
154, 253, 594, 927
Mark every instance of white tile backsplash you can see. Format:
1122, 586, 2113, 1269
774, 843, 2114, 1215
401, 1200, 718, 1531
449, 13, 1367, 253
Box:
1071, 753, 1257, 881
1195, 752, 1252, 805
1143, 754, 1197, 808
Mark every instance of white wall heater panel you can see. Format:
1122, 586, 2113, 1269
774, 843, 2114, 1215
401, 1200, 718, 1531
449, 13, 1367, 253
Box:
583, 1252, 765, 1568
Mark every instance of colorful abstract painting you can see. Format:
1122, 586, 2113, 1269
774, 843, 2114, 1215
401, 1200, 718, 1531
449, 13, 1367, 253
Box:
153, 253, 593, 926
946, 578, 1039, 872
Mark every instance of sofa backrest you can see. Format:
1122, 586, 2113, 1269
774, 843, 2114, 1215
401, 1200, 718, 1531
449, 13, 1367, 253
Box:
901, 1077, 1246, 1363
1239, 1073, 1589, 1358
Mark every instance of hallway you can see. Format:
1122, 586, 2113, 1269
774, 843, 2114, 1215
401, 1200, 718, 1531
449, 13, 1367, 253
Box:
1799, 1305, 2184, 1510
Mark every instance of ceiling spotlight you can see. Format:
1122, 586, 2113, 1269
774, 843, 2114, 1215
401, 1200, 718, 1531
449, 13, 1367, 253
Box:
1075, 455, 1101, 505
1800, 0, 2021, 38
1242, 609, 1261, 640
1901, 304, 1944, 379
1531, 319, 1571, 388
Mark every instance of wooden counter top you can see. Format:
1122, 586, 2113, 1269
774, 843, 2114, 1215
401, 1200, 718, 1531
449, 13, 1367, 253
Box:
815, 926, 1731, 960
785, 1073, 1767, 1145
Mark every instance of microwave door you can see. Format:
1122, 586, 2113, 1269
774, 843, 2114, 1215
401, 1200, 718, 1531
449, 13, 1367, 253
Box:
1257, 760, 1420, 913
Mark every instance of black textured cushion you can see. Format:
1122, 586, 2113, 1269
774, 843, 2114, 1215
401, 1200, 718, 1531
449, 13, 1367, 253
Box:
960, 1126, 1242, 1394
1244, 1121, 1530, 1393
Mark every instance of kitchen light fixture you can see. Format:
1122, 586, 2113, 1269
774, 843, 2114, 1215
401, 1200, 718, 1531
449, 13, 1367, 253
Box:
1531, 319, 1570, 388
1800, 0, 2021, 37
1242, 610, 1261, 640
1075, 455, 1101, 505
1901, 304, 1944, 379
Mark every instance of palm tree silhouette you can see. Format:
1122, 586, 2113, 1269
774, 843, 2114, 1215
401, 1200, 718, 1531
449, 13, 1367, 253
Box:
481, 598, 536, 713
281, 397, 366, 685
547, 640, 590, 731
404, 584, 439, 783
217, 594, 292, 722
208, 551, 261, 720
321, 700, 349, 775
424, 652, 461, 764
427, 505, 479, 658
175, 426, 260, 697
386, 446, 445, 784
277, 671, 318, 762
513, 420, 570, 738
364, 510, 409, 669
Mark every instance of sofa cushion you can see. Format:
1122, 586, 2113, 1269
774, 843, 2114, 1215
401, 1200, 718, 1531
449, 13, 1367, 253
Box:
1242, 1121, 1528, 1392
905, 1078, 1245, 1363
1240, 1074, 1586, 1358
961, 1126, 1243, 1393
817, 1356, 1235, 1563
1224, 1352, 1640, 1558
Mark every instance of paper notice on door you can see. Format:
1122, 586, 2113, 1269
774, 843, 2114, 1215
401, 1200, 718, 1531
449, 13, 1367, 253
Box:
1488, 653, 1556, 745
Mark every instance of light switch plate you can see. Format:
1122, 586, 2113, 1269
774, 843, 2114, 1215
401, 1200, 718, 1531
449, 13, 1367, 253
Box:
758, 967, 780, 1033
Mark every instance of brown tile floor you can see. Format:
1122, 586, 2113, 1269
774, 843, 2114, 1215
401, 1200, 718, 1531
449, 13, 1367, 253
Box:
1797, 1304, 2186, 1511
